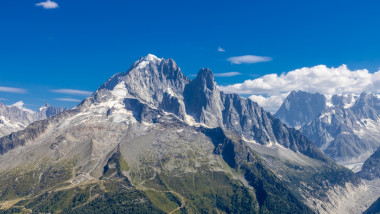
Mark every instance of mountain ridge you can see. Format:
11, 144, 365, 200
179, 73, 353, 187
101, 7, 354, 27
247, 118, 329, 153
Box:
0, 55, 371, 213
275, 90, 380, 171
0, 102, 66, 137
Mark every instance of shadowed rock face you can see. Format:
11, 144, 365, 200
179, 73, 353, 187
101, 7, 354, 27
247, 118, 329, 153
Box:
0, 55, 363, 213
358, 147, 380, 180
364, 197, 380, 214
184, 68, 224, 127
275, 91, 326, 128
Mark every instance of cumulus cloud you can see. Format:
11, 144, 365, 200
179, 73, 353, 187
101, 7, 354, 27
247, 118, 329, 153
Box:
227, 55, 272, 64
0, 86, 27, 93
10, 101, 35, 113
248, 93, 290, 113
219, 64, 380, 112
50, 89, 93, 96
11, 101, 25, 108
35, 0, 59, 9
55, 98, 82, 102
217, 46, 225, 52
214, 72, 242, 77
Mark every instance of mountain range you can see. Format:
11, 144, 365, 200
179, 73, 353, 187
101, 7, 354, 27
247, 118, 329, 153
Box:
0, 55, 378, 213
275, 91, 380, 171
0, 102, 66, 137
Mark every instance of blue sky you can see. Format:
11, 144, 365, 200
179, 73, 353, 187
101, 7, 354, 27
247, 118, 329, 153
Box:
1, 0, 380, 111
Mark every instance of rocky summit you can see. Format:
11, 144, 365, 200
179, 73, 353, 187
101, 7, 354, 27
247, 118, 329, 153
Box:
0, 55, 376, 213
275, 90, 327, 129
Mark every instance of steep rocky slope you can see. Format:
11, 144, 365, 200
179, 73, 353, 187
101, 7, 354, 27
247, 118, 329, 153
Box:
301, 93, 380, 167
358, 146, 380, 180
0, 55, 369, 213
364, 197, 380, 214
276, 91, 380, 171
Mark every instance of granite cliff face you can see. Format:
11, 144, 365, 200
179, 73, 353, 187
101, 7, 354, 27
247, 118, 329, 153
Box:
275, 90, 326, 128
276, 91, 380, 172
0, 55, 370, 213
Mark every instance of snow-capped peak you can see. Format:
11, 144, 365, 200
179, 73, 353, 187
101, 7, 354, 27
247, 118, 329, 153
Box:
134, 54, 163, 70
143, 53, 162, 62
38, 103, 50, 112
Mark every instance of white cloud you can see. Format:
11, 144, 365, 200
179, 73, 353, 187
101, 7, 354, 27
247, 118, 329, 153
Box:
35, 0, 59, 9
227, 55, 272, 64
50, 89, 93, 96
219, 64, 380, 112
10, 101, 35, 113
217, 46, 225, 52
11, 101, 25, 108
55, 98, 82, 102
214, 72, 242, 77
248, 93, 289, 113
0, 98, 6, 101
0, 86, 27, 93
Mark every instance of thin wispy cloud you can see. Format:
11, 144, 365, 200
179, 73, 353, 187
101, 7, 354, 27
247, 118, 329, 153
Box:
35, 0, 59, 9
219, 64, 380, 112
50, 89, 93, 96
217, 46, 225, 52
55, 98, 82, 102
214, 72, 242, 77
0, 98, 6, 101
0, 86, 27, 93
227, 55, 272, 64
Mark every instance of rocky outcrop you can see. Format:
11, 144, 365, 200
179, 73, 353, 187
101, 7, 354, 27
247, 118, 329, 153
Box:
275, 90, 326, 128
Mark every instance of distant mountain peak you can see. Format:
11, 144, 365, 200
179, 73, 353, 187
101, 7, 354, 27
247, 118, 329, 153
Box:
194, 68, 215, 90
275, 90, 326, 128
125, 53, 163, 72
143, 53, 161, 62
38, 103, 51, 111
277, 90, 380, 168
133, 54, 162, 70
0, 101, 65, 137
